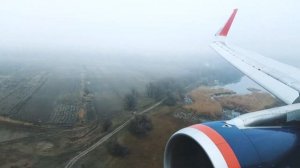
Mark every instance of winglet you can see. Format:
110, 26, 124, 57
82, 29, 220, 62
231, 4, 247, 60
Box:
216, 9, 238, 37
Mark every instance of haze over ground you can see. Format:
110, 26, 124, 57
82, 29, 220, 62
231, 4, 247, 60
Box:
0, 1, 297, 167
0, 0, 300, 66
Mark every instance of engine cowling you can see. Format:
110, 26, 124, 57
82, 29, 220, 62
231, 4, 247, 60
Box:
164, 105, 300, 168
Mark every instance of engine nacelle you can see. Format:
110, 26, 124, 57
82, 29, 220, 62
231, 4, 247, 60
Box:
164, 104, 300, 168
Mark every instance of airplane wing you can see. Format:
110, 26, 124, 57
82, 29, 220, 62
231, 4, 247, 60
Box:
164, 9, 300, 168
210, 9, 300, 104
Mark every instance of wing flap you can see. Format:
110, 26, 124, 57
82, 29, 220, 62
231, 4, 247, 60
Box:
211, 41, 299, 104
229, 45, 300, 92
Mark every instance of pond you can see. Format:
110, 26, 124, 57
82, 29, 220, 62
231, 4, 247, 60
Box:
223, 76, 266, 94
217, 76, 267, 119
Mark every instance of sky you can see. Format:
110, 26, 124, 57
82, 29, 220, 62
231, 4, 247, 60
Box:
1, 0, 300, 62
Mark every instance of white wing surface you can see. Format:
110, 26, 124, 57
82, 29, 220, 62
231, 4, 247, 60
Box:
211, 9, 300, 104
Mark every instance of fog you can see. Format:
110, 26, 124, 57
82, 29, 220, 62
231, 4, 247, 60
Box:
1, 0, 300, 64
2, 1, 298, 167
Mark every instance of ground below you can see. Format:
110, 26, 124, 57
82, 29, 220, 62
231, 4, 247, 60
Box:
76, 86, 279, 168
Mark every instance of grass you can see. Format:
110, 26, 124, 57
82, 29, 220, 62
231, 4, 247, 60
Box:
77, 105, 188, 168
216, 92, 277, 112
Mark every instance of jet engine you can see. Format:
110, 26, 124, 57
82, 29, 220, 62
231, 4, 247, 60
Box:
164, 104, 300, 168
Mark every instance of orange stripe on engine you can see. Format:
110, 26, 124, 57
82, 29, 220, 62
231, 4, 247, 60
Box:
191, 124, 241, 168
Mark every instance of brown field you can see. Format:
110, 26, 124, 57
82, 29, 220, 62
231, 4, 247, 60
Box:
184, 86, 277, 115
216, 92, 278, 112
184, 87, 232, 117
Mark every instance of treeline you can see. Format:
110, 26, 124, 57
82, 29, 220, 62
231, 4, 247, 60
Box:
123, 89, 139, 111
146, 78, 185, 106
123, 78, 186, 111
123, 62, 243, 110
146, 78, 181, 100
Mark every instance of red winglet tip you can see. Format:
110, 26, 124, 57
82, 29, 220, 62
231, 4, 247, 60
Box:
218, 9, 238, 37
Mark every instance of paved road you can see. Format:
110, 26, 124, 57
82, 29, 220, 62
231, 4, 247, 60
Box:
64, 100, 164, 168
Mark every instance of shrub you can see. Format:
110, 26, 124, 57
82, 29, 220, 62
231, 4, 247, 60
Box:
107, 139, 129, 157
129, 114, 153, 137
